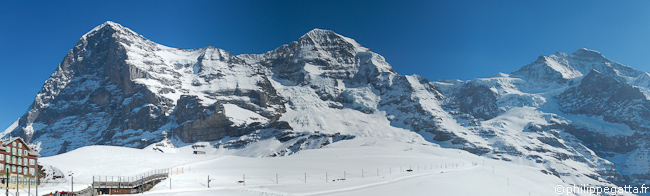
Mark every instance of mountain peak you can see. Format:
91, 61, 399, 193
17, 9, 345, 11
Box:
82, 21, 143, 41
571, 48, 606, 59
299, 28, 342, 43
100, 21, 123, 29
305, 28, 336, 36
298, 28, 369, 53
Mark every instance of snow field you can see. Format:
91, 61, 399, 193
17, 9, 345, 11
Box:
30, 138, 584, 195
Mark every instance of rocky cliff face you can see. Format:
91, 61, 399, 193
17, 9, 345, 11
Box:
12, 22, 288, 155
556, 70, 650, 130
9, 23, 437, 157
8, 22, 650, 189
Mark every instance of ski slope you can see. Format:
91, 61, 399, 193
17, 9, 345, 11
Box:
27, 137, 595, 196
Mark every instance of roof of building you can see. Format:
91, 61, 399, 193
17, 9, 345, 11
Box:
0, 136, 40, 157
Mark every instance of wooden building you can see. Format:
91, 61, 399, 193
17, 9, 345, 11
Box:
0, 136, 40, 189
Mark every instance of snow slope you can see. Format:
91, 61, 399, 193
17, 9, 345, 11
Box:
33, 138, 604, 196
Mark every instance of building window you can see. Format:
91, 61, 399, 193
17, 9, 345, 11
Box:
18, 149, 21, 156
0, 164, 3, 170
11, 142, 15, 147
24, 150, 28, 156
12, 157, 15, 164
5, 155, 9, 162
0, 154, 3, 161
11, 165, 15, 173
4, 148, 8, 153
12, 148, 16, 155
17, 158, 21, 165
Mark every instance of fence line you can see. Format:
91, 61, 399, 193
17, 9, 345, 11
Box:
232, 161, 478, 187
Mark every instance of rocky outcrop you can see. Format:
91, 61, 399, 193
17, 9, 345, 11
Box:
556, 70, 650, 130
172, 95, 235, 143
457, 82, 499, 120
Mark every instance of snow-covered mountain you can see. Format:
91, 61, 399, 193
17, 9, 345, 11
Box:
435, 48, 650, 188
6, 21, 650, 189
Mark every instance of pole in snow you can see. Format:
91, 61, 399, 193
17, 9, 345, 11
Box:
5, 168, 8, 196
36, 166, 39, 196
15, 172, 18, 196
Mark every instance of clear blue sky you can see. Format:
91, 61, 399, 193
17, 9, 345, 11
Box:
1, 1, 650, 129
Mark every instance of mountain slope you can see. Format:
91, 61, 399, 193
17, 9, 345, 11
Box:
435, 49, 650, 188
7, 21, 650, 189
12, 22, 289, 155
10, 22, 442, 157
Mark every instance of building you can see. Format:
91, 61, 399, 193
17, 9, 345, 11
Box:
0, 136, 40, 189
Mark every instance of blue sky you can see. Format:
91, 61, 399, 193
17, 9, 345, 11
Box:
1, 1, 650, 128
